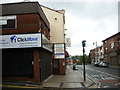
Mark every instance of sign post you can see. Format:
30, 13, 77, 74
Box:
82, 40, 86, 81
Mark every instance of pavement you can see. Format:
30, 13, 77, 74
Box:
1, 65, 101, 89
40, 65, 100, 88
109, 66, 120, 69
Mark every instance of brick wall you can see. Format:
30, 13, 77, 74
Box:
103, 32, 120, 66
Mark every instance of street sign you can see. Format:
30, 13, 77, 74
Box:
65, 38, 71, 47
82, 40, 86, 47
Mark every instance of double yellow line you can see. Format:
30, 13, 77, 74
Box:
0, 85, 41, 89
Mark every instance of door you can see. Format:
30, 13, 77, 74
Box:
52, 59, 59, 74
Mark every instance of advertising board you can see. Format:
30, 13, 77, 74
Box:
0, 33, 41, 49
54, 44, 65, 59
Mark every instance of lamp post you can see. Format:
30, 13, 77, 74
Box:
82, 40, 86, 81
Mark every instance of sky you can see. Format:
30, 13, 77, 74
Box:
0, 0, 119, 56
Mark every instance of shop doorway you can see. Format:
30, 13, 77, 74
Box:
52, 59, 59, 74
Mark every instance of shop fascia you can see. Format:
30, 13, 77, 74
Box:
0, 33, 53, 52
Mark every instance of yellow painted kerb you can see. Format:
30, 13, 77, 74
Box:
0, 85, 41, 89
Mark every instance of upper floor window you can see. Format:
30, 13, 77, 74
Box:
104, 48, 108, 53
110, 41, 114, 49
0, 15, 17, 30
118, 39, 120, 48
104, 41, 107, 44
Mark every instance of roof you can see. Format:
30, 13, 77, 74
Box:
41, 5, 65, 24
40, 5, 65, 14
90, 48, 95, 52
102, 32, 120, 42
0, 2, 50, 29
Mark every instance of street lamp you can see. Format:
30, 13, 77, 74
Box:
82, 40, 86, 81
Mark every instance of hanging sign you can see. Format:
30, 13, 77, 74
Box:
54, 44, 65, 59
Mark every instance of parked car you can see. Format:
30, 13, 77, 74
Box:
94, 62, 100, 67
99, 62, 108, 68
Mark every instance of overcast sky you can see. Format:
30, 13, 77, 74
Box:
0, 0, 119, 56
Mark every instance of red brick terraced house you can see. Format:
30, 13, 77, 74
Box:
102, 32, 120, 68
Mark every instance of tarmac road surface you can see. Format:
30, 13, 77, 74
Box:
77, 65, 120, 88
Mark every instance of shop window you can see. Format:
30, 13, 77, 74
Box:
0, 15, 17, 30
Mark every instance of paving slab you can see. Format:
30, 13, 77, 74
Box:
62, 82, 82, 88
42, 83, 61, 88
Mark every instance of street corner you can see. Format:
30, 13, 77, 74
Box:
86, 74, 101, 88
88, 81, 101, 88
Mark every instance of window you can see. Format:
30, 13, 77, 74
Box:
105, 48, 107, 52
118, 39, 120, 48
0, 15, 17, 30
104, 41, 107, 44
110, 41, 114, 49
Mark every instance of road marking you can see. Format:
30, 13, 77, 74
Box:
92, 75, 99, 77
79, 71, 101, 88
115, 83, 120, 86
103, 85, 109, 88
96, 70, 120, 79
91, 74, 116, 80
101, 77, 105, 80
0, 85, 41, 89
85, 67, 120, 79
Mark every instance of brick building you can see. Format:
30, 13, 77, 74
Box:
102, 32, 120, 67
0, 2, 53, 82
89, 49, 95, 64
89, 45, 104, 64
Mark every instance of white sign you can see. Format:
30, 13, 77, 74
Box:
0, 33, 41, 49
0, 16, 16, 20
54, 44, 65, 59
65, 38, 71, 47
0, 20, 7, 25
0, 16, 16, 25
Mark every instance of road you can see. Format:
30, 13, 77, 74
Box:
77, 65, 120, 88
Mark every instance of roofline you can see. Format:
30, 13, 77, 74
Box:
0, 1, 50, 29
41, 5, 65, 24
1, 1, 38, 5
90, 49, 95, 51
41, 5, 65, 14
102, 32, 120, 42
